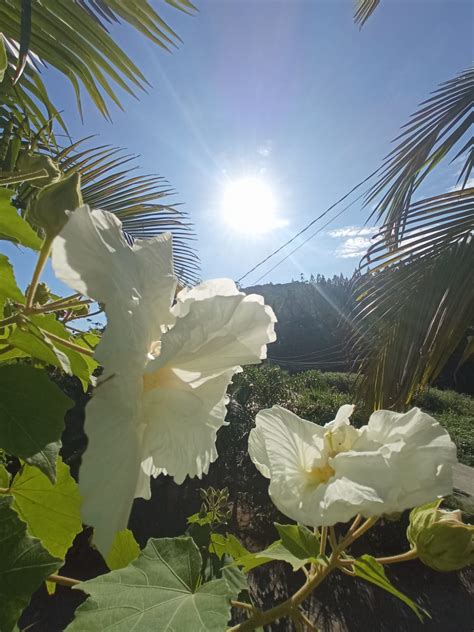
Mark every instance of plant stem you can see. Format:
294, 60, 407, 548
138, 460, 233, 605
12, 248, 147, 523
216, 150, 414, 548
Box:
329, 526, 338, 551
40, 329, 95, 357
0, 315, 19, 328
339, 549, 419, 567
25, 236, 54, 309
48, 574, 81, 588
0, 487, 10, 494
319, 526, 327, 556
29, 296, 90, 315
231, 600, 254, 612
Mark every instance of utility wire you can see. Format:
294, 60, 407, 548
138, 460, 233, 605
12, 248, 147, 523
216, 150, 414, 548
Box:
237, 167, 379, 285
250, 188, 370, 285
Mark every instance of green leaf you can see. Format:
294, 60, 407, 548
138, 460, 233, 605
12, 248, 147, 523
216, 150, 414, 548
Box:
29, 313, 98, 390
24, 440, 61, 485
0, 188, 42, 250
11, 459, 82, 562
222, 566, 248, 595
210, 533, 250, 561
0, 253, 24, 312
106, 529, 140, 571
67, 537, 240, 631
0, 464, 10, 488
8, 320, 72, 373
0, 495, 61, 632
275, 523, 320, 560
0, 365, 71, 480
235, 525, 323, 573
353, 555, 429, 621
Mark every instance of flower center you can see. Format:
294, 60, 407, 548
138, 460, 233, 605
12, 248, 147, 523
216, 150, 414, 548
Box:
306, 463, 335, 486
324, 425, 358, 458
143, 366, 176, 393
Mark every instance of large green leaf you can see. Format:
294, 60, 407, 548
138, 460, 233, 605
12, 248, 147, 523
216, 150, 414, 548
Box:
24, 440, 61, 485
0, 253, 24, 312
67, 537, 242, 631
0, 188, 41, 249
0, 495, 61, 632
353, 555, 428, 621
0, 365, 71, 477
106, 529, 140, 571
11, 459, 82, 561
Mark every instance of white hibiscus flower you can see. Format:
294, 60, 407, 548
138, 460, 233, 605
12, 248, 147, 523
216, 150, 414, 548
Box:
248, 405, 457, 527
52, 205, 276, 554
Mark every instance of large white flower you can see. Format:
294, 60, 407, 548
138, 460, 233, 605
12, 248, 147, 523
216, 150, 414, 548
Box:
52, 205, 276, 554
248, 405, 457, 527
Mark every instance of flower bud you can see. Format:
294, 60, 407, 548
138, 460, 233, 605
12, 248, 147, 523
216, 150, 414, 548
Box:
407, 501, 474, 571
17, 152, 61, 188
28, 172, 82, 238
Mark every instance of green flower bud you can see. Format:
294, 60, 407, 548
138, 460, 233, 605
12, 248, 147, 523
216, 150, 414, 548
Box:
407, 501, 474, 571
17, 152, 61, 188
28, 172, 83, 238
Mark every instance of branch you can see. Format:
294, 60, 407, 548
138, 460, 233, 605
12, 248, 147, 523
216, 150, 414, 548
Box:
47, 573, 81, 588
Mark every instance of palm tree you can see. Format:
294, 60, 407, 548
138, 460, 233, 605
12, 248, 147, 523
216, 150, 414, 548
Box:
348, 19, 473, 409
0, 0, 200, 285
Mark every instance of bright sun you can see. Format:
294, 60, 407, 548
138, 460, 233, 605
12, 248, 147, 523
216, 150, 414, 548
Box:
221, 177, 285, 235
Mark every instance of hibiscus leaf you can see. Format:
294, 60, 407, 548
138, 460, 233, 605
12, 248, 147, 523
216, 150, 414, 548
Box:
210, 533, 250, 561
106, 529, 140, 571
0, 464, 10, 488
24, 441, 61, 485
29, 314, 98, 390
275, 523, 320, 560
0, 253, 24, 312
0, 495, 61, 632
353, 555, 429, 621
0, 189, 42, 250
67, 537, 240, 631
8, 321, 72, 374
11, 459, 82, 563
0, 365, 71, 481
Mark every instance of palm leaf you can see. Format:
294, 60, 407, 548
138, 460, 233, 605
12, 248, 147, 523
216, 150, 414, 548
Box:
366, 67, 473, 242
0, 0, 196, 119
354, 0, 380, 27
350, 188, 474, 409
13, 138, 200, 285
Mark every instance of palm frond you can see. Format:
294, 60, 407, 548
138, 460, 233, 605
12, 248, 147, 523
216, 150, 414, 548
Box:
354, 0, 380, 27
13, 138, 200, 285
0, 0, 196, 119
350, 189, 474, 409
366, 66, 474, 242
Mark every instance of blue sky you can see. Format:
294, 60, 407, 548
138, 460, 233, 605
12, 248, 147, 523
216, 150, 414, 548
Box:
5, 0, 473, 293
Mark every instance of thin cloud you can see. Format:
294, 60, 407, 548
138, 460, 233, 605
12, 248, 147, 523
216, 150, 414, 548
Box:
335, 236, 373, 258
328, 225, 379, 238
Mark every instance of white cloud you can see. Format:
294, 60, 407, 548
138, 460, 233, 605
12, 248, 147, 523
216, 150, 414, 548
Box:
448, 177, 474, 192
335, 236, 373, 258
328, 225, 379, 238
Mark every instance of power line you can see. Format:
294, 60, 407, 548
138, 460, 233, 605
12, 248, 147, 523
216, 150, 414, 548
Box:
250, 188, 369, 285
237, 167, 379, 285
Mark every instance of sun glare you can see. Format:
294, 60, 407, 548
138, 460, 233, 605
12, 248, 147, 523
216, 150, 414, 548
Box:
221, 177, 286, 235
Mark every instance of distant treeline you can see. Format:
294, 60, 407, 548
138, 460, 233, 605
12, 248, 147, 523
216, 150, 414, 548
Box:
245, 274, 354, 373
244, 276, 473, 394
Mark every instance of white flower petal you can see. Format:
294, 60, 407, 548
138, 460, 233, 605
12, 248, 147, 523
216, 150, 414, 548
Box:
147, 280, 276, 378
79, 376, 143, 555
52, 205, 176, 370
141, 368, 239, 484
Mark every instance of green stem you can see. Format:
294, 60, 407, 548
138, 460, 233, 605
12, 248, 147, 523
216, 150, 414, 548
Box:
40, 329, 95, 357
319, 526, 327, 556
0, 487, 10, 494
25, 235, 54, 309
338, 548, 418, 567
48, 574, 81, 588
0, 315, 19, 328
27, 294, 90, 315
228, 516, 380, 632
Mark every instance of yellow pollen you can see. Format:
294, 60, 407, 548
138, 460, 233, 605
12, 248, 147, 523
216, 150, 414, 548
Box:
143, 366, 176, 393
306, 463, 335, 486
